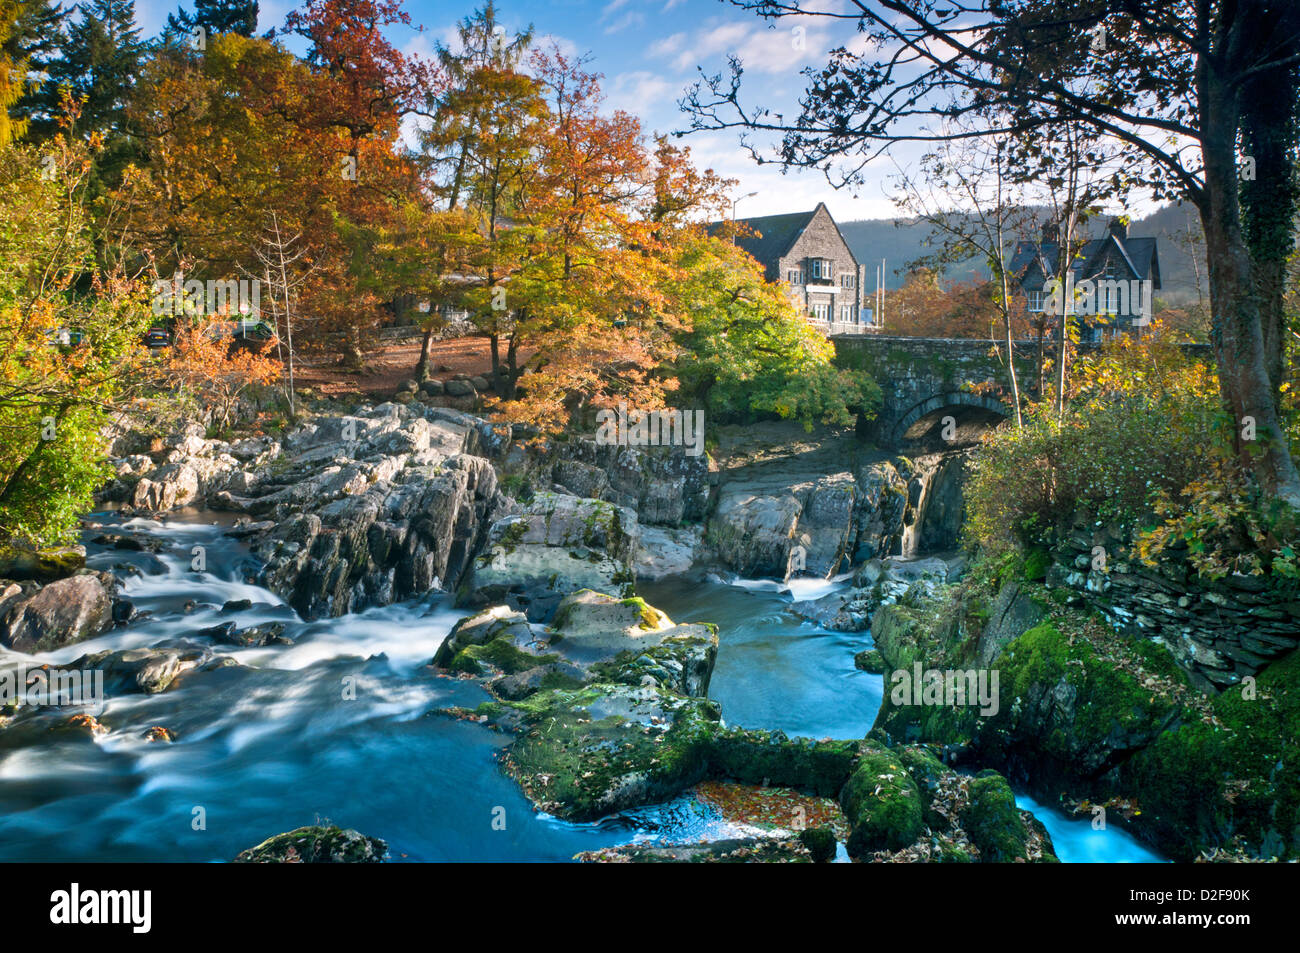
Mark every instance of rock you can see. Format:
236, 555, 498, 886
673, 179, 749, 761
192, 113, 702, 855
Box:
577, 838, 812, 863
545, 437, 711, 527
0, 572, 116, 653
798, 826, 838, 863
51, 713, 108, 739
71, 645, 209, 695
132, 461, 200, 510
840, 744, 924, 857
0, 543, 86, 583
445, 379, 476, 397
553, 590, 719, 697
470, 375, 490, 391
707, 488, 802, 579
222, 599, 253, 613
234, 825, 387, 863
977, 580, 1046, 667
634, 525, 702, 580
854, 648, 887, 673
459, 493, 637, 622
432, 605, 555, 675
419, 379, 444, 397
144, 726, 175, 742
964, 772, 1033, 862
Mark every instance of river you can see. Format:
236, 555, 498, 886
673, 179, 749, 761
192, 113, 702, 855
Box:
0, 514, 1161, 862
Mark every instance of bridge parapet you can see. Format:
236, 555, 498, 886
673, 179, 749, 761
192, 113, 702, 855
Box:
833, 334, 1214, 448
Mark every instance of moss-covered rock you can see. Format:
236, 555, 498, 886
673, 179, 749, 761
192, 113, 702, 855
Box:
964, 772, 1031, 862
976, 620, 1183, 791
1119, 647, 1300, 861
707, 728, 858, 796
234, 825, 387, 863
798, 826, 837, 863
840, 743, 924, 856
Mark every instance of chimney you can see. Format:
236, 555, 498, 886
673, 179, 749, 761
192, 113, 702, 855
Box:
1108, 217, 1128, 241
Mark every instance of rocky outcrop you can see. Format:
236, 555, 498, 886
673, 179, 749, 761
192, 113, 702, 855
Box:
457, 492, 637, 622
234, 825, 387, 863
0, 572, 117, 653
542, 437, 712, 526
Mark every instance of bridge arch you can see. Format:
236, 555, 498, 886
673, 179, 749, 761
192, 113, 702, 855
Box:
890, 391, 1012, 449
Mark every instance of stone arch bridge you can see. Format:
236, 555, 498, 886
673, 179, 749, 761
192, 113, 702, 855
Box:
833, 335, 1214, 450
831, 336, 1028, 450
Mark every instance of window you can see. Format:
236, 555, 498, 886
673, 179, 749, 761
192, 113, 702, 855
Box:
811, 303, 829, 320
1027, 290, 1044, 312
788, 269, 804, 285
809, 259, 833, 281
841, 305, 854, 322
841, 273, 855, 289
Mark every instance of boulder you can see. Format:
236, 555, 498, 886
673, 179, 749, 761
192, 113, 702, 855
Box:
0, 572, 116, 653
234, 825, 386, 863
459, 493, 637, 621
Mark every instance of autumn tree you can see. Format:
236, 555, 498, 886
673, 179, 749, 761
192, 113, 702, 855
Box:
0, 135, 152, 543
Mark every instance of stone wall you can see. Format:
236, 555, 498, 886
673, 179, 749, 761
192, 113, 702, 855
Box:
1046, 527, 1300, 691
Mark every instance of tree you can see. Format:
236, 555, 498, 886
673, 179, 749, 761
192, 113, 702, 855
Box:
47, 0, 141, 142
0, 1, 24, 144
670, 233, 877, 429
0, 135, 151, 543
892, 134, 1041, 423
166, 0, 257, 39
685, 0, 1300, 507
161, 320, 281, 432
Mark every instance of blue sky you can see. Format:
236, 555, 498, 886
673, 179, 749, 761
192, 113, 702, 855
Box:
131, 0, 909, 221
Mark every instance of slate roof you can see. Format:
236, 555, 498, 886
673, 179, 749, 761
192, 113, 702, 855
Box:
1010, 234, 1161, 289
706, 208, 818, 266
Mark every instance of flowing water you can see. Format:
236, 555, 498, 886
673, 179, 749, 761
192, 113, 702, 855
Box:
0, 515, 1161, 862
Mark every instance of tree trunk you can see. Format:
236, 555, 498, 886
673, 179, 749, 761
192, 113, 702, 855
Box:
416, 325, 436, 381
1200, 102, 1300, 507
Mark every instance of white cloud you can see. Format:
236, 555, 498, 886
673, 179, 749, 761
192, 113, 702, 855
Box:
646, 17, 839, 76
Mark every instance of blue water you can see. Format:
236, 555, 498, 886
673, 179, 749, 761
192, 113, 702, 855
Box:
1015, 794, 1166, 863
0, 516, 1164, 861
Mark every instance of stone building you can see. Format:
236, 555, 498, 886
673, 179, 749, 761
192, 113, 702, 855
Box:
1009, 217, 1162, 342
711, 202, 876, 334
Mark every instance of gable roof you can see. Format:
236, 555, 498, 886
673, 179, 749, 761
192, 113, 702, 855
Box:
1011, 233, 1161, 289
707, 207, 818, 266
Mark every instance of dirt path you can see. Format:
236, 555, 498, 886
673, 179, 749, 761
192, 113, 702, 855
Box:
293, 336, 519, 399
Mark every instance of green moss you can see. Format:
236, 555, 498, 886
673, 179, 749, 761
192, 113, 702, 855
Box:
449, 638, 557, 676
1121, 648, 1300, 861
840, 744, 924, 857
797, 826, 837, 863
706, 728, 857, 796
964, 772, 1031, 862
1022, 548, 1050, 582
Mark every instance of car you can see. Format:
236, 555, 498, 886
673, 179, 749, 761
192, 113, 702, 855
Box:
143, 327, 170, 348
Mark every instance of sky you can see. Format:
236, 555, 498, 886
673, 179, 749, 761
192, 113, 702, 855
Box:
131, 0, 915, 222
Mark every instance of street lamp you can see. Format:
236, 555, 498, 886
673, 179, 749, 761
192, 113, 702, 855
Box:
730, 191, 758, 243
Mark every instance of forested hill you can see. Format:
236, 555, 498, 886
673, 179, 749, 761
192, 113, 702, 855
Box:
839, 202, 1208, 306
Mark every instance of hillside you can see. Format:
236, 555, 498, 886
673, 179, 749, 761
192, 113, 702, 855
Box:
839, 202, 1208, 307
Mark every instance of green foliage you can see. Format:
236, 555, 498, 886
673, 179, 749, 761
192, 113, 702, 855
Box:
670, 235, 879, 429
0, 138, 151, 543
964, 331, 1266, 574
